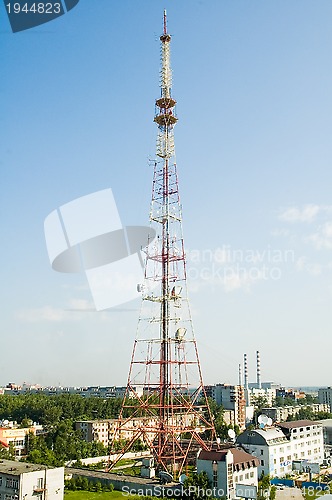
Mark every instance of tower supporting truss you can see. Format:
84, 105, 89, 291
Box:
108, 11, 216, 476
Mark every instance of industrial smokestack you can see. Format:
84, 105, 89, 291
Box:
256, 350, 261, 389
244, 353, 248, 390
238, 364, 242, 386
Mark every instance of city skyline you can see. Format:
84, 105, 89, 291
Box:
1, 1, 332, 387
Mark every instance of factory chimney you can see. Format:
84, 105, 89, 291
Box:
256, 350, 261, 389
244, 353, 248, 390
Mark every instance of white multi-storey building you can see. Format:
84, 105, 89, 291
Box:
197, 447, 259, 499
236, 420, 324, 477
0, 460, 64, 499
248, 388, 276, 407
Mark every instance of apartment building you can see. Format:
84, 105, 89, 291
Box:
2, 384, 143, 399
318, 388, 332, 408
197, 447, 259, 499
261, 404, 330, 423
0, 460, 64, 499
205, 385, 246, 430
76, 413, 197, 447
248, 388, 276, 407
236, 420, 324, 477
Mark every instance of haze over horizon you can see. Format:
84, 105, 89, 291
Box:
2, 1, 332, 388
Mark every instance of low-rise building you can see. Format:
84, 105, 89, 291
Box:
0, 422, 44, 457
76, 413, 198, 447
236, 420, 324, 477
261, 404, 330, 423
0, 459, 64, 499
197, 447, 259, 499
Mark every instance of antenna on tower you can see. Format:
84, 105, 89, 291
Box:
163, 9, 167, 35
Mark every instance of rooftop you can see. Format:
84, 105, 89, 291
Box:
277, 420, 321, 429
198, 447, 259, 468
0, 459, 59, 475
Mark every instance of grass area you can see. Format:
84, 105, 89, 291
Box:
65, 491, 128, 499
114, 458, 135, 468
302, 488, 330, 500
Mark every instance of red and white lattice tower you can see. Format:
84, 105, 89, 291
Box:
109, 11, 215, 475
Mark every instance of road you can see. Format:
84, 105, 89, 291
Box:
275, 487, 304, 500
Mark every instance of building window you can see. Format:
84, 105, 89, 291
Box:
213, 470, 218, 488
245, 473, 249, 479
260, 449, 264, 455
250, 472, 254, 478
261, 460, 264, 466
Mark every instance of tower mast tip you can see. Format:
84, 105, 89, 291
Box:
163, 9, 167, 34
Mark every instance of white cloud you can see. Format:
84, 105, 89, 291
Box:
307, 222, 332, 250
279, 204, 321, 223
16, 300, 115, 323
295, 256, 322, 276
17, 306, 70, 323
278, 204, 332, 224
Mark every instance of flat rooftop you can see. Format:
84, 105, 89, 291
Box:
0, 459, 58, 475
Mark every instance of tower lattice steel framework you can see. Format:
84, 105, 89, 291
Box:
108, 11, 215, 476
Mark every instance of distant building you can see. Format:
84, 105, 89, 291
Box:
0, 459, 64, 499
0, 421, 45, 457
276, 388, 306, 401
2, 383, 144, 399
248, 382, 280, 391
197, 447, 259, 499
204, 384, 246, 430
249, 388, 276, 407
318, 387, 332, 408
236, 420, 324, 477
317, 419, 332, 457
76, 413, 197, 447
261, 404, 330, 423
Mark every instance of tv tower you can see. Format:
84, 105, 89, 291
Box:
108, 11, 215, 475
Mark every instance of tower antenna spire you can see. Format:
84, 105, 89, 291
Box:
163, 9, 167, 35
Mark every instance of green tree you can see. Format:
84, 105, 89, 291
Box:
184, 472, 212, 500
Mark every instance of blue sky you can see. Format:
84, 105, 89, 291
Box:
1, 0, 332, 387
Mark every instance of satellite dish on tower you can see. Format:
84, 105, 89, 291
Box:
258, 415, 264, 424
267, 418, 273, 427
